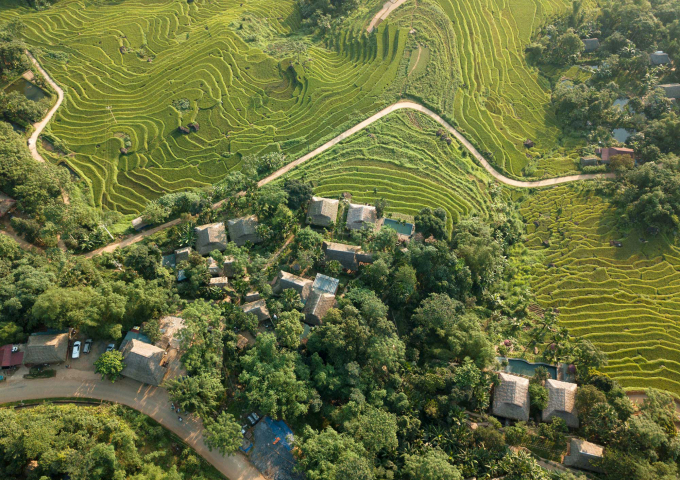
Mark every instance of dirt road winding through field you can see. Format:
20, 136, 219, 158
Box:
25, 50, 64, 164
367, 0, 409, 32
0, 369, 265, 480
10, 55, 614, 257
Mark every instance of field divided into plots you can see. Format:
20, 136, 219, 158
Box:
522, 186, 680, 396
387, 0, 575, 178
284, 111, 492, 234
14, 0, 406, 213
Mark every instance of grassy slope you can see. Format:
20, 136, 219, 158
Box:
521, 185, 680, 396
10, 0, 406, 213
387, 0, 579, 178
284, 110, 492, 234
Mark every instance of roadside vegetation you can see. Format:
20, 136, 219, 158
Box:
0, 403, 224, 480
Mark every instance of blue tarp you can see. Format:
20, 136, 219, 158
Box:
250, 417, 302, 480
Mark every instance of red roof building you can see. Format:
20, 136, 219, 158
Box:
597, 147, 635, 164
0, 344, 23, 368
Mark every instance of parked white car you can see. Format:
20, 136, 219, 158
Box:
72, 341, 81, 359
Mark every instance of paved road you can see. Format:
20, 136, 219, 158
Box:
0, 367, 265, 480
367, 0, 409, 32
25, 50, 64, 164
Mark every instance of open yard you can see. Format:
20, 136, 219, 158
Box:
521, 185, 680, 397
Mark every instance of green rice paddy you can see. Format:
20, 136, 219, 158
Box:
9, 0, 406, 213
386, 0, 578, 178
285, 110, 492, 234
522, 185, 680, 397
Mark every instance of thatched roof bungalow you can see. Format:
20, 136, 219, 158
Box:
492, 372, 530, 422
659, 83, 680, 100
227, 215, 262, 246
303, 290, 336, 326
307, 197, 339, 227
178, 125, 190, 134
346, 203, 379, 231
582, 38, 600, 52
564, 438, 604, 472
156, 316, 185, 351
543, 379, 579, 428
242, 299, 270, 322
24, 333, 69, 364
223, 256, 237, 277
188, 122, 200, 132
323, 241, 362, 271
274, 271, 313, 300
175, 247, 192, 264
195, 222, 227, 255
650, 51, 670, 65
120, 339, 167, 386
207, 257, 222, 276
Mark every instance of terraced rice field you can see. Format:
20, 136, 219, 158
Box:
387, 0, 577, 178
522, 185, 680, 396
284, 111, 492, 233
10, 0, 406, 213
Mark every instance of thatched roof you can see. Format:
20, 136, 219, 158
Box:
582, 38, 599, 52
303, 290, 336, 325
178, 125, 190, 134
650, 51, 670, 65
324, 241, 361, 270
121, 339, 167, 386
242, 299, 270, 322
543, 379, 579, 428
157, 316, 185, 350
195, 222, 227, 255
207, 257, 222, 276
227, 215, 262, 246
346, 203, 378, 231
492, 373, 530, 421
210, 276, 229, 288
175, 247, 192, 264
312, 273, 339, 295
24, 333, 69, 364
275, 271, 313, 299
245, 291, 261, 302
308, 197, 339, 227
223, 256, 236, 277
563, 438, 604, 472
659, 83, 680, 99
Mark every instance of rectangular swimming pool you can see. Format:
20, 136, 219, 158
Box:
382, 218, 414, 236
498, 357, 558, 379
